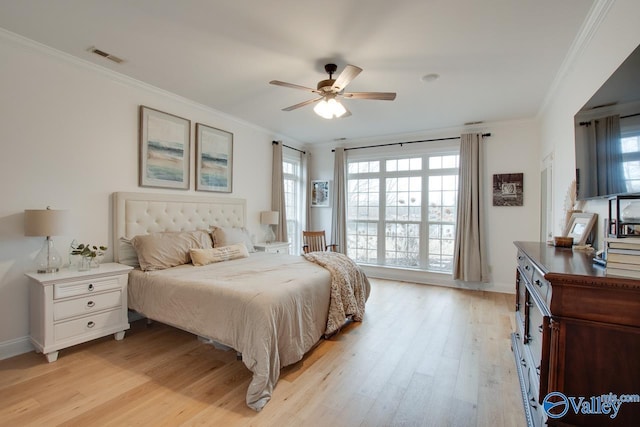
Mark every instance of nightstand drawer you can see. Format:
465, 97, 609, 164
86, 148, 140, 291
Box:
53, 290, 122, 321
54, 276, 122, 299
54, 309, 122, 342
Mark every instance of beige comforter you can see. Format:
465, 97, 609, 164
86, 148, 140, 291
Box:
128, 252, 369, 411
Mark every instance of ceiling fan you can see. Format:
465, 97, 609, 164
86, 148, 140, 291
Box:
269, 63, 396, 119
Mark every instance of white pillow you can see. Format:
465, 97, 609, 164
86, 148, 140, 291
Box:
190, 243, 250, 266
211, 226, 255, 252
118, 237, 140, 268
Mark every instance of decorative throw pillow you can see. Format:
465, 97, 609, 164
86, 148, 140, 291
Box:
131, 230, 213, 271
210, 226, 255, 252
190, 243, 250, 266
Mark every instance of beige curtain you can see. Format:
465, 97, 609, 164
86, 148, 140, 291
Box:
331, 148, 347, 254
272, 142, 288, 242
453, 133, 488, 282
302, 151, 311, 231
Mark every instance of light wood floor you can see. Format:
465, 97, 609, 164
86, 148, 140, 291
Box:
0, 279, 524, 427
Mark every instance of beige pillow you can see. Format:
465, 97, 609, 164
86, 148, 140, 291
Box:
211, 226, 255, 252
190, 243, 250, 266
131, 230, 213, 271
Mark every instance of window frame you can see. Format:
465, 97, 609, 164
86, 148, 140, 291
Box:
345, 142, 460, 272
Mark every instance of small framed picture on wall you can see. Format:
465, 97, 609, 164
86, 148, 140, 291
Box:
311, 180, 330, 207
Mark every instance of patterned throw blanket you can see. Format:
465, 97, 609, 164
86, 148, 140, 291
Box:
302, 251, 371, 335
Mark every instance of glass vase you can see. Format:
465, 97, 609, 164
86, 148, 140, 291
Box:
78, 256, 92, 271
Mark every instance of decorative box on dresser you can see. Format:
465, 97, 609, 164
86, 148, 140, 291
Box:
512, 242, 640, 427
26, 263, 133, 363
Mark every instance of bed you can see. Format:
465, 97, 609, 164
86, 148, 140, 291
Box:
112, 192, 369, 411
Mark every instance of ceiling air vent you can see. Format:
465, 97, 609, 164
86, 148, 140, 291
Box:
88, 47, 124, 64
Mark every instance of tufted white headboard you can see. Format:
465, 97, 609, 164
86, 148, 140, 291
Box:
112, 192, 246, 262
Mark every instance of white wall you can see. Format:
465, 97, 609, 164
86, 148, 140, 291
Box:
0, 31, 300, 359
308, 119, 541, 294
540, 0, 640, 247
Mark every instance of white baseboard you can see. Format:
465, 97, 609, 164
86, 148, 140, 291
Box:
0, 335, 34, 361
361, 265, 514, 294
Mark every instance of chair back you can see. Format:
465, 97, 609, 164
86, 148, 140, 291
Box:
302, 230, 328, 253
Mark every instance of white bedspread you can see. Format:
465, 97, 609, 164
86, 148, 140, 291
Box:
128, 252, 333, 411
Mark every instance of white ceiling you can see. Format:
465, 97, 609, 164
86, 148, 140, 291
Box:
0, 0, 595, 144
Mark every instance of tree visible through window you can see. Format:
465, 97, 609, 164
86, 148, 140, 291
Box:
346, 151, 459, 272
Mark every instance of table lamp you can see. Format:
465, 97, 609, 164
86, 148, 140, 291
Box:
260, 211, 279, 244
24, 207, 70, 273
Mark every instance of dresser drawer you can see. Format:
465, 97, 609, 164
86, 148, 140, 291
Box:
54, 275, 123, 299
53, 290, 122, 321
54, 309, 122, 342
530, 268, 550, 303
526, 299, 545, 372
517, 250, 535, 283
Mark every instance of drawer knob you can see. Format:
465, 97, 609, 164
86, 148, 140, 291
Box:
526, 334, 533, 342
87, 321, 95, 328
88, 284, 95, 291
520, 358, 527, 367
87, 301, 95, 308
525, 265, 530, 271
538, 324, 544, 333
535, 279, 543, 287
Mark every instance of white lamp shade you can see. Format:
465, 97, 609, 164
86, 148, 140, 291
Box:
260, 211, 279, 225
24, 209, 70, 237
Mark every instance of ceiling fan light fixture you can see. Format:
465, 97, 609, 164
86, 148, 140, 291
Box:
314, 97, 346, 119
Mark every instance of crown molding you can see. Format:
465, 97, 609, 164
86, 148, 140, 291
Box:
0, 27, 297, 145
537, 0, 616, 117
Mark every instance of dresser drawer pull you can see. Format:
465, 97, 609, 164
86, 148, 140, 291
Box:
525, 265, 530, 271
535, 279, 543, 287
87, 321, 95, 328
520, 358, 527, 367
526, 334, 532, 342
536, 365, 541, 376
87, 301, 95, 308
88, 284, 94, 291
538, 324, 544, 333
530, 397, 537, 409
518, 255, 524, 260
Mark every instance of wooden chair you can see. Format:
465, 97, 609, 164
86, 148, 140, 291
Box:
302, 230, 337, 254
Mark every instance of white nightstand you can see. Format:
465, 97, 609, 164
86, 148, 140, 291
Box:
254, 242, 291, 254
26, 263, 133, 362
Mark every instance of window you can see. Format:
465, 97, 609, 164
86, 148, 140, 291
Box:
346, 150, 459, 273
283, 151, 304, 254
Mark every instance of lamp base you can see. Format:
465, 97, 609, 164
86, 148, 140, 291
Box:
265, 226, 276, 245
34, 237, 63, 274
37, 267, 60, 274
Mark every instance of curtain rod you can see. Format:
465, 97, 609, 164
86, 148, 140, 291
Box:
331, 133, 491, 152
272, 140, 306, 154
579, 112, 640, 126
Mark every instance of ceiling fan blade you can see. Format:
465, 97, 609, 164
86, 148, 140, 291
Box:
331, 65, 362, 91
270, 80, 320, 94
282, 97, 323, 111
342, 92, 397, 100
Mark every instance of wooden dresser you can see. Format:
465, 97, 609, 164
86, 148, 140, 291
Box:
512, 241, 640, 427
